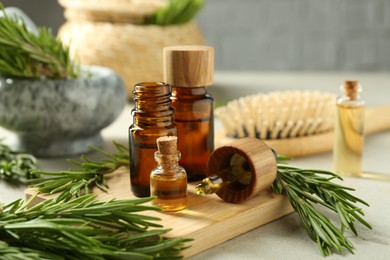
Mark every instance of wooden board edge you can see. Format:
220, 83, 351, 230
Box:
182, 195, 294, 258
25, 187, 50, 206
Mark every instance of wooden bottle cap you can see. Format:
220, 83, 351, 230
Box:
343, 80, 360, 100
163, 46, 214, 88
157, 136, 178, 155
206, 138, 277, 203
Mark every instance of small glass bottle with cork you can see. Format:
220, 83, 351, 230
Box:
333, 80, 365, 177
150, 136, 187, 211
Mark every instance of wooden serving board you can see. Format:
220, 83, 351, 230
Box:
25, 168, 294, 258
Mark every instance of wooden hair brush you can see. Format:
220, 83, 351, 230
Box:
215, 91, 390, 157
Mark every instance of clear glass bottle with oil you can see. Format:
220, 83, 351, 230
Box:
333, 80, 365, 177
129, 82, 177, 197
150, 136, 187, 211
164, 46, 214, 182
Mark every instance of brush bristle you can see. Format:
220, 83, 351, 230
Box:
215, 91, 336, 140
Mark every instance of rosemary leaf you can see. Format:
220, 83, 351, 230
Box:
274, 157, 372, 256
29, 142, 130, 201
0, 4, 79, 79
147, 0, 205, 25
0, 142, 38, 183
0, 194, 191, 259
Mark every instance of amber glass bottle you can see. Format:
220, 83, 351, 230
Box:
164, 46, 214, 181
129, 82, 177, 197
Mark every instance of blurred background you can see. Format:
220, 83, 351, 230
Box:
2, 0, 390, 72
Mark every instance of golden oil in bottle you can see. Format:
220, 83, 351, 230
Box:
195, 153, 252, 196
333, 80, 365, 177
150, 173, 187, 211
195, 138, 277, 204
150, 136, 187, 211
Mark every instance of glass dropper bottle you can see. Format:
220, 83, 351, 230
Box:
195, 138, 277, 204
195, 153, 252, 195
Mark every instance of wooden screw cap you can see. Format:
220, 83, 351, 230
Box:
163, 46, 214, 88
206, 138, 277, 203
157, 136, 178, 155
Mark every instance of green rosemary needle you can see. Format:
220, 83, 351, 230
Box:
273, 159, 372, 256
0, 4, 80, 79
0, 142, 38, 183
29, 142, 129, 201
147, 0, 205, 25
0, 194, 192, 259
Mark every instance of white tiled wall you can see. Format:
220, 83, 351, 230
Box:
196, 0, 390, 71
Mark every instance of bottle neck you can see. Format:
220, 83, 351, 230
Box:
338, 91, 364, 106
171, 86, 209, 98
342, 91, 361, 101
132, 109, 174, 127
132, 82, 174, 127
154, 151, 181, 168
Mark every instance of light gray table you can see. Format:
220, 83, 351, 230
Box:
1, 72, 389, 259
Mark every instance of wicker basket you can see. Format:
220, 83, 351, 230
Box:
58, 0, 205, 96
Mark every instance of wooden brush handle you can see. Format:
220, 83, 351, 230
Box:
365, 105, 390, 135
215, 105, 390, 158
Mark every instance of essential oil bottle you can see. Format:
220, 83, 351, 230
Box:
333, 80, 365, 177
195, 138, 277, 204
163, 46, 214, 182
129, 82, 177, 197
150, 136, 187, 211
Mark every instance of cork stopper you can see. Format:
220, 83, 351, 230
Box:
157, 136, 178, 155
163, 46, 214, 88
343, 80, 360, 100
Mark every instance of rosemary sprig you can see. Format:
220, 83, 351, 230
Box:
273, 159, 372, 256
0, 194, 192, 259
0, 4, 80, 79
29, 142, 130, 202
147, 0, 205, 25
0, 141, 38, 183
